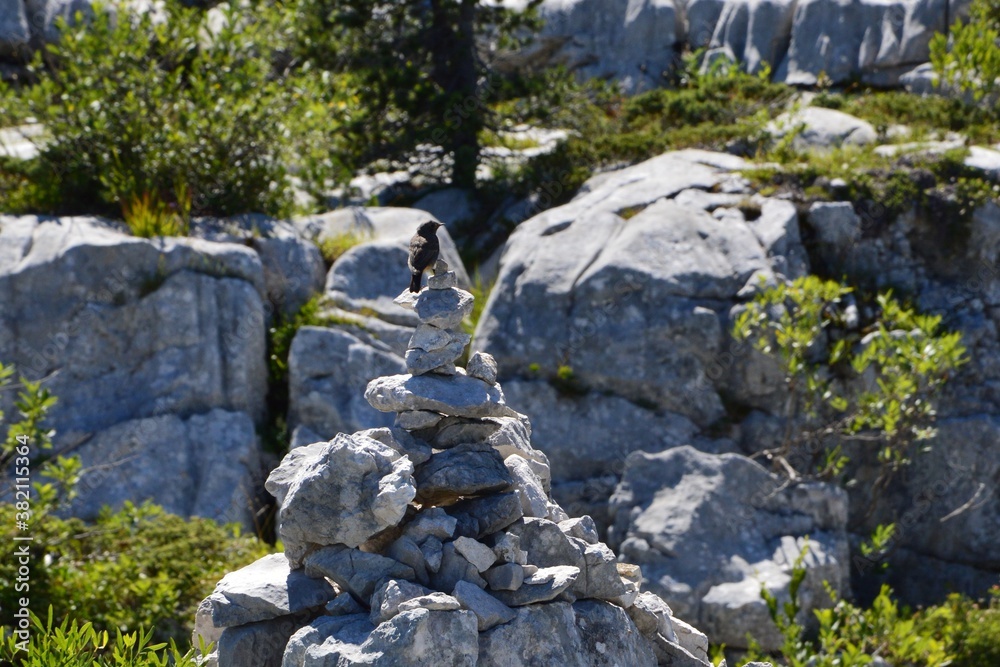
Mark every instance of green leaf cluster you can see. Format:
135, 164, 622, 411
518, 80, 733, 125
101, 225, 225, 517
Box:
0, 362, 57, 468
931, 0, 1000, 102
732, 276, 966, 481
2, 608, 201, 666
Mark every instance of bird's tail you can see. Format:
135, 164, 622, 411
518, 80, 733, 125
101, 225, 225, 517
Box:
409, 271, 422, 293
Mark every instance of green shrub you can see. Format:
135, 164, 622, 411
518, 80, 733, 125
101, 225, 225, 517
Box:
316, 231, 368, 267
732, 276, 967, 482
513, 61, 790, 206
0, 498, 271, 646
931, 0, 1000, 102
2, 609, 201, 666
0, 0, 346, 218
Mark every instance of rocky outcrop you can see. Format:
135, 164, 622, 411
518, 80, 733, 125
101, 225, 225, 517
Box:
525, 0, 972, 91
609, 446, 849, 651
472, 150, 804, 512
198, 274, 710, 667
474, 141, 1000, 618
0, 215, 272, 527
5, 0, 971, 91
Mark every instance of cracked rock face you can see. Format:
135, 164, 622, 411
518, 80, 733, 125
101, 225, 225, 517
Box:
0, 215, 268, 530
609, 445, 848, 652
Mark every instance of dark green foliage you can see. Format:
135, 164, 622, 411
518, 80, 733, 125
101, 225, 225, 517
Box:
0, 500, 271, 646
0, 0, 346, 218
289, 0, 544, 190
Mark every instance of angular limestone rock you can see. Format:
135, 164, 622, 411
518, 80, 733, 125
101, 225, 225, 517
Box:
466, 351, 499, 385
370, 579, 433, 625
491, 566, 579, 607
484, 563, 524, 591
415, 442, 514, 504
453, 536, 498, 573
448, 492, 524, 540
405, 338, 468, 375
303, 546, 415, 602
359, 426, 432, 466
413, 287, 474, 329
266, 433, 416, 566
366, 372, 519, 419
394, 410, 443, 431
397, 592, 462, 613
452, 580, 516, 631
207, 553, 335, 628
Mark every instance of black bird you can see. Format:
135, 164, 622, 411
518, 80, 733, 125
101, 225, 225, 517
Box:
408, 220, 444, 292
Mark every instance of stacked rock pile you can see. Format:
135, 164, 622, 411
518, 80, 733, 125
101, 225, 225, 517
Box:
194, 261, 715, 666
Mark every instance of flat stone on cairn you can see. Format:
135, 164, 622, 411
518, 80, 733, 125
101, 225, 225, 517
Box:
196, 257, 715, 667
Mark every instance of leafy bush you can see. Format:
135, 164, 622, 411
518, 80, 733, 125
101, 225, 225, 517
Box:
0, 361, 57, 470
0, 497, 271, 647
2, 608, 203, 666
0, 0, 346, 218
732, 276, 967, 483
931, 0, 1000, 102
739, 557, 1000, 667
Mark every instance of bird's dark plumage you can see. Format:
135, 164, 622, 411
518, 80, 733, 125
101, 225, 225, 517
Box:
408, 221, 444, 292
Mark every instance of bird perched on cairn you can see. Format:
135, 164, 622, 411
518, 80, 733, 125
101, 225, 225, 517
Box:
408, 220, 444, 292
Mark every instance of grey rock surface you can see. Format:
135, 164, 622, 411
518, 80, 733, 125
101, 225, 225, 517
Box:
478, 600, 657, 667
466, 351, 499, 385
207, 553, 335, 628
251, 232, 326, 318
447, 492, 525, 540
396, 592, 462, 613
415, 442, 514, 504
365, 372, 519, 419
288, 325, 404, 440
68, 409, 261, 529
609, 446, 849, 651
369, 578, 433, 625
412, 287, 475, 330
500, 380, 706, 483
528, 0, 965, 89
454, 536, 499, 573
303, 545, 416, 602
216, 612, 310, 667
360, 426, 432, 465
266, 433, 415, 564
452, 580, 517, 631
0, 215, 267, 441
474, 153, 777, 428
768, 107, 878, 149
491, 565, 579, 606
301, 609, 479, 667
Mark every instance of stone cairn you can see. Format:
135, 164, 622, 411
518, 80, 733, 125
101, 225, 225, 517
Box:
194, 260, 713, 667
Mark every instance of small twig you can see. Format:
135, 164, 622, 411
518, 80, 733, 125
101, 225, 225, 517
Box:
940, 483, 987, 523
